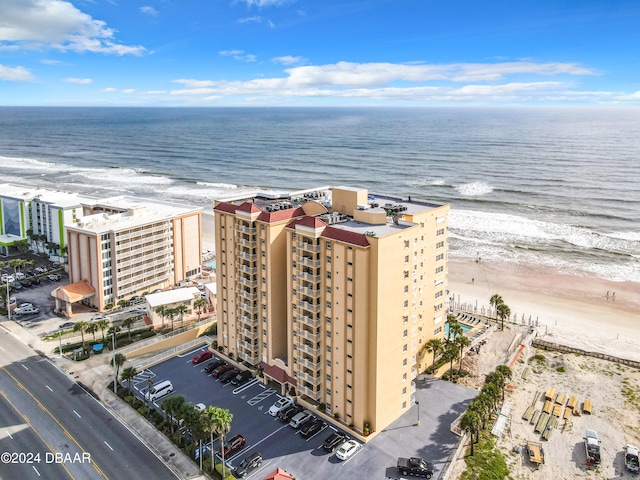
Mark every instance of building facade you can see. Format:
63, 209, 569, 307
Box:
214, 186, 449, 434
59, 196, 202, 314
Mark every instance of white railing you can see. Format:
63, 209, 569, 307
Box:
132, 336, 213, 370
116, 318, 215, 356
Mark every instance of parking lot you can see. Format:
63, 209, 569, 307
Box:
131, 347, 477, 479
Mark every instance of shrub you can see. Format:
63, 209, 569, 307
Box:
318, 403, 326, 412
137, 406, 149, 416
124, 395, 134, 404
556, 366, 566, 373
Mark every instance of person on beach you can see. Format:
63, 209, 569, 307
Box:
472, 278, 474, 284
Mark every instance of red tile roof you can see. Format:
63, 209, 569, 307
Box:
322, 226, 370, 247
263, 468, 294, 480
257, 207, 306, 223
285, 215, 328, 230
213, 202, 237, 214
258, 361, 297, 386
236, 202, 262, 213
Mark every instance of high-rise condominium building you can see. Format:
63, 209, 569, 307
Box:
214, 186, 449, 434
58, 196, 202, 315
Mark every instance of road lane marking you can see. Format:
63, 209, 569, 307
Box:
6, 430, 13, 439
21, 364, 28, 370
46, 385, 53, 392
1, 366, 106, 479
73, 410, 82, 418
0, 346, 5, 351
0, 391, 75, 479
104, 441, 114, 451
32, 465, 41, 476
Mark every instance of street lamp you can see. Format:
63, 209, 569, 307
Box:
59, 328, 63, 358
415, 401, 421, 426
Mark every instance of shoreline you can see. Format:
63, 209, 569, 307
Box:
201, 211, 640, 361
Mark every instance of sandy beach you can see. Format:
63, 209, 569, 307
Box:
448, 259, 640, 362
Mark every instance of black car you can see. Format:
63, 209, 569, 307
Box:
323, 432, 348, 452
21, 279, 33, 287
234, 452, 263, 477
218, 368, 239, 384
300, 418, 326, 438
278, 404, 304, 422
204, 358, 226, 374
230, 370, 253, 386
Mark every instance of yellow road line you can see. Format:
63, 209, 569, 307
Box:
0, 367, 108, 479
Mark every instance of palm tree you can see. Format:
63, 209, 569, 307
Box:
155, 305, 167, 328
73, 321, 88, 350
486, 370, 506, 400
174, 303, 188, 327
165, 307, 177, 331
146, 378, 154, 411
117, 299, 127, 309
111, 353, 126, 386
86, 322, 98, 341
424, 338, 443, 371
496, 365, 513, 384
161, 395, 186, 434
193, 298, 206, 321
209, 406, 233, 476
456, 335, 471, 373
489, 293, 503, 318
122, 317, 136, 341
202, 407, 217, 472
443, 343, 460, 380
481, 382, 501, 411
121, 366, 138, 395
181, 406, 207, 471
496, 303, 511, 330
459, 411, 481, 455
468, 394, 492, 429
96, 319, 110, 342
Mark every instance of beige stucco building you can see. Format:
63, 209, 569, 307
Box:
55, 196, 202, 315
214, 186, 449, 434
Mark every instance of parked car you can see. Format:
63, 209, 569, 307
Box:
91, 315, 108, 322
278, 404, 303, 422
13, 305, 40, 315
47, 274, 61, 281
217, 434, 245, 457
335, 439, 360, 461
234, 452, 262, 477
192, 349, 213, 364
132, 306, 147, 314
18, 303, 34, 309
59, 322, 74, 330
195, 403, 206, 413
21, 279, 34, 287
15, 272, 26, 280
397, 457, 433, 478
218, 368, 240, 384
300, 418, 326, 438
323, 432, 348, 452
230, 370, 253, 386
212, 364, 235, 378
289, 410, 314, 429
35, 266, 47, 274
204, 359, 226, 374
10, 282, 23, 290
269, 396, 294, 416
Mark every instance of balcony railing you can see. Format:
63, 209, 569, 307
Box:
297, 385, 320, 400
300, 329, 320, 342
299, 301, 320, 313
237, 225, 256, 235
299, 315, 320, 329
298, 370, 322, 385
298, 343, 320, 356
299, 271, 320, 283
299, 257, 320, 268
298, 241, 320, 253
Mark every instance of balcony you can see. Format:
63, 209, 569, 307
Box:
411, 381, 416, 394
236, 237, 254, 248
298, 370, 322, 385
237, 225, 256, 235
300, 329, 320, 342
299, 257, 320, 268
239, 315, 259, 327
297, 385, 320, 400
238, 277, 257, 288
237, 250, 257, 262
238, 264, 257, 275
298, 241, 320, 253
299, 315, 320, 329
299, 301, 320, 314
238, 290, 257, 302
299, 286, 319, 297
238, 327, 259, 340
238, 350, 259, 365
298, 342, 320, 356
299, 271, 320, 283
299, 356, 319, 370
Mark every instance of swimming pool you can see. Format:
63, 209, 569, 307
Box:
445, 321, 474, 337
205, 261, 216, 269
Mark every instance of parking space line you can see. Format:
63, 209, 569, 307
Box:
232, 378, 259, 395
247, 389, 276, 406
341, 445, 364, 465
305, 424, 328, 441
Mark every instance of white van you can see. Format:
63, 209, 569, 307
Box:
145, 380, 174, 402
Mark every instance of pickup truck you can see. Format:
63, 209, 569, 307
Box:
584, 430, 601, 466
397, 457, 433, 478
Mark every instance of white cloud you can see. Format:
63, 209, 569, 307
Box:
139, 6, 159, 17
122, 88, 136, 94
173, 79, 217, 88
238, 16, 262, 24
140, 90, 167, 95
41, 59, 63, 65
101, 87, 117, 92
0, 63, 34, 81
64, 77, 92, 84
219, 49, 257, 62
242, 0, 293, 7
0, 0, 146, 55
272, 55, 305, 66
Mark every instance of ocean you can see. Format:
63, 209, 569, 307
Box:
0, 107, 638, 283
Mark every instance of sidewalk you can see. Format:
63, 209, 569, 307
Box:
1, 318, 205, 480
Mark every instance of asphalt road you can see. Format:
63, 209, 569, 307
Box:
0, 327, 178, 480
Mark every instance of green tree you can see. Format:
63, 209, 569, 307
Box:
481, 383, 500, 411
443, 343, 460, 380
174, 303, 188, 328
496, 365, 512, 384
161, 395, 186, 435
460, 410, 482, 455
121, 366, 138, 395
86, 322, 98, 341
96, 319, 110, 342
73, 321, 88, 350
117, 299, 127, 309
207, 406, 233, 476
155, 305, 167, 328
456, 335, 471, 373
165, 307, 178, 331
486, 371, 506, 401
193, 298, 206, 321
489, 294, 503, 318
111, 353, 127, 388
468, 394, 492, 430
423, 338, 443, 371
122, 317, 136, 341
496, 303, 511, 330
146, 378, 154, 411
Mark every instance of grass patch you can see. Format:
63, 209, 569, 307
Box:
461, 431, 511, 480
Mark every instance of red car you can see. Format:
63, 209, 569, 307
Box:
218, 434, 245, 457
212, 364, 235, 378
192, 349, 213, 364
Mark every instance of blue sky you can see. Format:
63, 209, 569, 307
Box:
1, 0, 639, 106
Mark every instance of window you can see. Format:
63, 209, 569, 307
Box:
402, 372, 407, 381
404, 270, 409, 279
435, 290, 443, 299
404, 240, 409, 248
402, 386, 407, 394
403, 315, 409, 324
327, 257, 332, 264
326, 331, 332, 338
403, 358, 407, 366
326, 374, 331, 381
404, 285, 409, 294
436, 241, 444, 249
326, 360, 331, 367
403, 344, 407, 352
403, 300, 408, 308
437, 228, 445, 236
402, 401, 407, 409
403, 329, 408, 338
436, 253, 444, 261
436, 266, 443, 274
404, 255, 409, 264
326, 242, 331, 249
326, 286, 332, 294
327, 389, 331, 396
326, 301, 332, 309
327, 271, 332, 279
